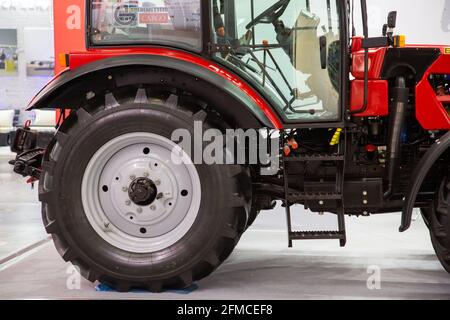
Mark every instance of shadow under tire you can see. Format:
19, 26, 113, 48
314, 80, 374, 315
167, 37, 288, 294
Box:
39, 104, 250, 292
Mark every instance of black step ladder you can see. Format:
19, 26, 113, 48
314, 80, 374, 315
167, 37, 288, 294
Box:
282, 130, 347, 248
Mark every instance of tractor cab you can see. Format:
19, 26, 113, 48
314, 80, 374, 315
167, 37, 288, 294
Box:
89, 0, 343, 123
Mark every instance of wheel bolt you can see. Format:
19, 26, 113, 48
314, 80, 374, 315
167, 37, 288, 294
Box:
122, 187, 128, 192
143, 172, 149, 178
130, 175, 136, 181
125, 200, 131, 206
150, 205, 156, 211
155, 179, 161, 186
137, 207, 143, 214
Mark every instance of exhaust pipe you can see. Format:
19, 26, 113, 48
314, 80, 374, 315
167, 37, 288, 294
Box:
384, 76, 408, 199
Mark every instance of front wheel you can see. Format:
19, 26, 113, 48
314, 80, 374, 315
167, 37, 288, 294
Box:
40, 104, 251, 291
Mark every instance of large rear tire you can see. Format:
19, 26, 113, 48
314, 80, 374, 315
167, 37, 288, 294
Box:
426, 176, 450, 273
40, 103, 251, 292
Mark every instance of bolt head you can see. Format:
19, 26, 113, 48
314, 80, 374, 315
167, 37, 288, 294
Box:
150, 205, 156, 211
122, 187, 128, 192
319, 200, 324, 205
125, 200, 131, 206
155, 179, 161, 186
130, 175, 136, 181
137, 207, 143, 214
363, 200, 368, 205
143, 172, 149, 178
363, 191, 368, 196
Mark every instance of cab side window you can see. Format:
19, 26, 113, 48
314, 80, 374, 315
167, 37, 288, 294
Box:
91, 0, 202, 52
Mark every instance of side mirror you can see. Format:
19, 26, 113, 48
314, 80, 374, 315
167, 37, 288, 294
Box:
387, 11, 397, 29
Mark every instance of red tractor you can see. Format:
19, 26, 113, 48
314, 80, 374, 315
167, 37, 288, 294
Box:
9, 0, 450, 292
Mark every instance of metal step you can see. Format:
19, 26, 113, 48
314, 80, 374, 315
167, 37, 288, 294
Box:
289, 231, 346, 240
287, 192, 342, 202
284, 154, 345, 162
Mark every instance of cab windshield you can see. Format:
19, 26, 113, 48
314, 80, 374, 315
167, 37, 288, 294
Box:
210, 0, 342, 122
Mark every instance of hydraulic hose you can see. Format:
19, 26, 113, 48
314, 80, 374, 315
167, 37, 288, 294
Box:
384, 76, 409, 199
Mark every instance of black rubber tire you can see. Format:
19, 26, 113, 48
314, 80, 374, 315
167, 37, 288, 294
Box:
39, 103, 251, 292
427, 176, 450, 273
420, 208, 430, 229
246, 208, 260, 229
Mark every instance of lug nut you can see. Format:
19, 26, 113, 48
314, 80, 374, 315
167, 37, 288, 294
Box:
125, 200, 131, 206
155, 179, 161, 186
143, 172, 149, 178
130, 175, 136, 181
122, 187, 128, 192
137, 207, 143, 214
150, 205, 156, 211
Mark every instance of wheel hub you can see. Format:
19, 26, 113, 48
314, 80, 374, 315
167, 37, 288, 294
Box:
128, 177, 158, 206
81, 132, 201, 253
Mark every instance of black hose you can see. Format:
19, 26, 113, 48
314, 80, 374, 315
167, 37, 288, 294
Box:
384, 76, 409, 199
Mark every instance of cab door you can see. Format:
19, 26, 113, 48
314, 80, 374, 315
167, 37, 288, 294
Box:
210, 0, 345, 124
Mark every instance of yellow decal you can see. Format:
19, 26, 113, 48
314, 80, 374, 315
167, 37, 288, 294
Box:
445, 48, 450, 55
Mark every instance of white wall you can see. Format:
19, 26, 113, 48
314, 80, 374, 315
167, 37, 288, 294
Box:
355, 0, 450, 44
24, 28, 54, 61
0, 1, 53, 110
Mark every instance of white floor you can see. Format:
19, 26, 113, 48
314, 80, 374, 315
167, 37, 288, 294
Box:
1, 147, 450, 300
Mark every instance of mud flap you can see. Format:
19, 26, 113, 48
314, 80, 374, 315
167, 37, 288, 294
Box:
401, 131, 450, 232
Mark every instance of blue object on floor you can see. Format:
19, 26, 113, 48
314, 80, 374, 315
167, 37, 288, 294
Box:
95, 283, 199, 294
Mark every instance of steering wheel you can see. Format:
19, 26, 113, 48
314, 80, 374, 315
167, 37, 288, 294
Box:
246, 0, 291, 30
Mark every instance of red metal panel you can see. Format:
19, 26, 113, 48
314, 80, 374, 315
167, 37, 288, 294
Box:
53, 0, 86, 74
351, 48, 387, 79
350, 80, 389, 117
351, 37, 362, 53
416, 49, 450, 130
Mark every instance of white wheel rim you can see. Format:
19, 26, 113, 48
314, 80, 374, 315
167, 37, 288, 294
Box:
81, 132, 201, 253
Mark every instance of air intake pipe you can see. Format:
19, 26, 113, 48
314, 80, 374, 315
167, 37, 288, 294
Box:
384, 76, 408, 199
